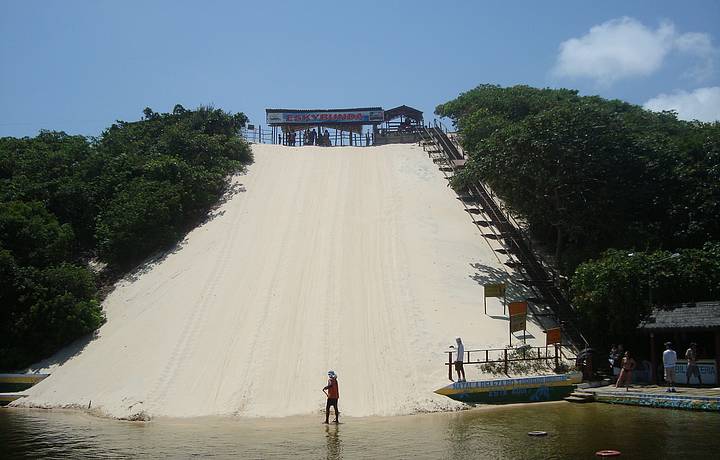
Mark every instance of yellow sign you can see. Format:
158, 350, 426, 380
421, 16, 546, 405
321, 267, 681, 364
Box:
546, 327, 561, 345
484, 283, 506, 298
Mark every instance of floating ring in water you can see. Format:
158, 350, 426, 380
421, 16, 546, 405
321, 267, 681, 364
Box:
527, 431, 547, 437
596, 450, 621, 457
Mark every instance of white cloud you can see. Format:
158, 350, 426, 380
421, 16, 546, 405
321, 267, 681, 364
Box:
644, 87, 720, 122
553, 17, 717, 85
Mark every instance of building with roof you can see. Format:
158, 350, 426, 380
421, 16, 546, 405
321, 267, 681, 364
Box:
263, 105, 424, 146
638, 301, 720, 384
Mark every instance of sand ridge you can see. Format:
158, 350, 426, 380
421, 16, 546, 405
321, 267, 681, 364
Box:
16, 143, 544, 419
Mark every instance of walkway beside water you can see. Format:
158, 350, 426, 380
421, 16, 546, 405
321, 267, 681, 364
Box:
581, 384, 720, 411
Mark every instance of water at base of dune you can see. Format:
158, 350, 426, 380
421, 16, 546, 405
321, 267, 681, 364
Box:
2, 402, 719, 459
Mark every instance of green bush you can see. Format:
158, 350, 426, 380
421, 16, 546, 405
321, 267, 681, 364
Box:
0, 106, 252, 370
439, 84, 720, 348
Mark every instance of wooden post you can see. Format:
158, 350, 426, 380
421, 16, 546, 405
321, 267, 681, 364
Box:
448, 351, 453, 381
554, 344, 559, 370
503, 348, 508, 375
485, 349, 489, 363
650, 332, 657, 384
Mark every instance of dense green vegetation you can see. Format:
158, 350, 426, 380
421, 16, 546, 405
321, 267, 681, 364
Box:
437, 84, 720, 348
0, 106, 251, 370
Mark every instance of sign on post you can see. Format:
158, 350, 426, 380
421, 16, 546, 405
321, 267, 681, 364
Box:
484, 283, 506, 314
508, 301, 527, 317
508, 301, 528, 345
546, 327, 561, 346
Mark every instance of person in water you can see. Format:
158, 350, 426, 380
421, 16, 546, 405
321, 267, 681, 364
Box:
614, 351, 636, 390
323, 370, 339, 423
454, 337, 466, 382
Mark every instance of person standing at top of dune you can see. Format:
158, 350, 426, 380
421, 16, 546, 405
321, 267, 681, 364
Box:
323, 370, 339, 424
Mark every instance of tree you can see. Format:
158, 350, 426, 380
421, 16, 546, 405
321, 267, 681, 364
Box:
571, 244, 720, 349
0, 105, 253, 370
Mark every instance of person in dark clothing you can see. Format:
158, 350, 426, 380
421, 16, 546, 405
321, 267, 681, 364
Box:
323, 370, 339, 423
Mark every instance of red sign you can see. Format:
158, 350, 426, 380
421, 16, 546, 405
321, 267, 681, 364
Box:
546, 328, 561, 345
508, 301, 527, 317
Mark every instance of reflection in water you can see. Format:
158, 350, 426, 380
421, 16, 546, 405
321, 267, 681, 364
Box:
325, 423, 342, 459
1, 403, 719, 459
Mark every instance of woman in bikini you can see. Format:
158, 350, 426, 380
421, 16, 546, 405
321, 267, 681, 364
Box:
615, 351, 636, 390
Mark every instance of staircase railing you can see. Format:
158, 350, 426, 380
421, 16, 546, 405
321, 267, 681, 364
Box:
419, 125, 588, 351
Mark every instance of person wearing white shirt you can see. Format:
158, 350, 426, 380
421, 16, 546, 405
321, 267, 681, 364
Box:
662, 342, 677, 392
454, 337, 466, 382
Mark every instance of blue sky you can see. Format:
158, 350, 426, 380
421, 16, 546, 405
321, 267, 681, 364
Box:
1, 0, 718, 137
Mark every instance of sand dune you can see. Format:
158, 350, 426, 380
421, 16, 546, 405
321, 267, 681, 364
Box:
16, 143, 544, 419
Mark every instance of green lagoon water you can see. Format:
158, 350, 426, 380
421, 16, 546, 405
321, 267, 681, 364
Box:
1, 402, 718, 459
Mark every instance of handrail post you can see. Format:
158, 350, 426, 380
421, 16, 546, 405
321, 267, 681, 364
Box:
448, 351, 453, 381
503, 349, 508, 375
554, 344, 559, 370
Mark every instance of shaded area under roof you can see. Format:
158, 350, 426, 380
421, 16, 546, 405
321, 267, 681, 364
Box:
384, 105, 423, 122
638, 301, 720, 331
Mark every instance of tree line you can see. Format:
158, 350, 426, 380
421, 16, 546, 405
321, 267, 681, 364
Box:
436, 85, 720, 347
0, 106, 252, 370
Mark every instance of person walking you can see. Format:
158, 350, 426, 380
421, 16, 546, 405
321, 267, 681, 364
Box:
614, 351, 636, 390
663, 342, 677, 392
323, 370, 339, 424
685, 342, 702, 385
453, 337, 466, 382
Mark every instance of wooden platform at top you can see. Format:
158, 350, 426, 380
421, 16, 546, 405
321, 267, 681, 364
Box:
582, 384, 720, 412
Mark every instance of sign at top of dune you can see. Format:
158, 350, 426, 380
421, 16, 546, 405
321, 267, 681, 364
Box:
266, 108, 384, 125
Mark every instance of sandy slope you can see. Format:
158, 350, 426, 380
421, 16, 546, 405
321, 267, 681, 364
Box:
15, 144, 545, 419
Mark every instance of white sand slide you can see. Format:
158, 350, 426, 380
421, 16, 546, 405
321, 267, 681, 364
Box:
14, 143, 545, 419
